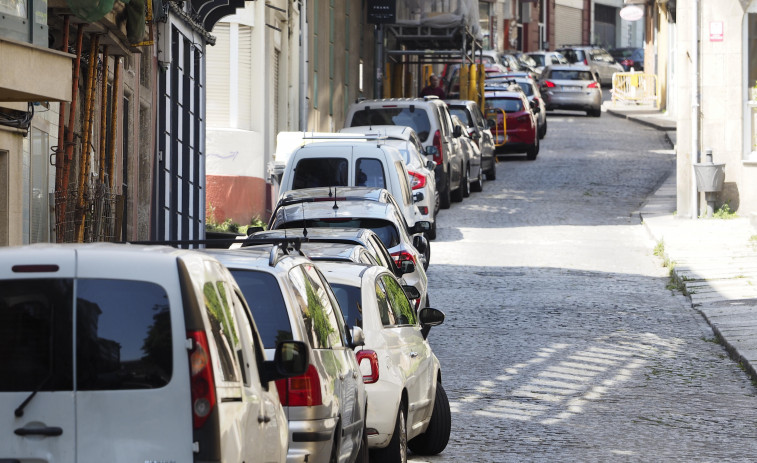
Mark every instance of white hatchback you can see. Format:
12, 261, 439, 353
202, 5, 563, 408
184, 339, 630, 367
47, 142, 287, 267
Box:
317, 261, 451, 461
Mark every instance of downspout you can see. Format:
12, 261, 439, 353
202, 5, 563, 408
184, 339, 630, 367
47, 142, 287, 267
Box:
691, 0, 700, 218
299, 0, 308, 131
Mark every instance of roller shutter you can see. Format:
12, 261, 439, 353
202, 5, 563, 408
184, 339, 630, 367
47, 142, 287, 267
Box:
554, 5, 582, 48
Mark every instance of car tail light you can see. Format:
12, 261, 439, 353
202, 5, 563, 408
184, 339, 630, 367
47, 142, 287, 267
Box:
587, 82, 599, 88
321, 218, 351, 223
391, 250, 416, 267
275, 364, 323, 406
356, 350, 380, 384
543, 81, 555, 88
418, 206, 428, 215
187, 330, 216, 429
432, 130, 443, 165
408, 171, 426, 190
583, 58, 588, 65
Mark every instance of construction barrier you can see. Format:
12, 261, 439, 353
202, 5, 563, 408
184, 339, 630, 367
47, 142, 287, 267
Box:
483, 107, 507, 147
611, 72, 659, 106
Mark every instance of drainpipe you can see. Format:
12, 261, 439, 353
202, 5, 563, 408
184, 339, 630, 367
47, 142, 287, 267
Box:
299, 0, 308, 131
690, 0, 700, 218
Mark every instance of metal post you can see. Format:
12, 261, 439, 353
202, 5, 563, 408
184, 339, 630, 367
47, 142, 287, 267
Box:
690, 0, 700, 218
375, 24, 384, 99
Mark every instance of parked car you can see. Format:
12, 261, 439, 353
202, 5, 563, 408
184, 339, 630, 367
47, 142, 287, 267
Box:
609, 47, 644, 72
451, 114, 482, 194
340, 125, 439, 240
556, 45, 624, 85
445, 63, 510, 99
538, 64, 603, 117
484, 86, 540, 160
526, 50, 569, 75
488, 75, 547, 139
268, 189, 432, 306
276, 135, 422, 229
318, 261, 451, 460
345, 97, 464, 210
446, 99, 497, 180
300, 241, 382, 265
0, 243, 308, 463
204, 244, 368, 463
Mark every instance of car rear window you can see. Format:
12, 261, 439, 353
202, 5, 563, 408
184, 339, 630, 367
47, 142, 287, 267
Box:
350, 108, 432, 142
330, 283, 363, 329
1, 278, 173, 392
229, 269, 293, 349
529, 54, 545, 66
279, 218, 401, 249
448, 107, 473, 127
355, 158, 386, 187
486, 97, 524, 113
292, 158, 348, 189
548, 70, 594, 81
516, 82, 534, 96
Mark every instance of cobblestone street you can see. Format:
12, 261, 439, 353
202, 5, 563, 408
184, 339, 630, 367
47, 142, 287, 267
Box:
412, 110, 757, 462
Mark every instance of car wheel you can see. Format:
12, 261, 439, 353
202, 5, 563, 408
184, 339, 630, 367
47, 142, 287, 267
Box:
462, 164, 471, 198
591, 107, 602, 118
426, 220, 437, 240
539, 119, 547, 139
329, 424, 341, 463
439, 171, 452, 210
526, 136, 539, 161
408, 383, 451, 456
486, 164, 496, 181
471, 164, 483, 192
451, 165, 466, 202
423, 244, 430, 271
370, 403, 407, 463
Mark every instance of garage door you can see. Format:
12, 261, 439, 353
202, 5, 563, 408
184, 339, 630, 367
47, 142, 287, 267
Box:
555, 5, 582, 48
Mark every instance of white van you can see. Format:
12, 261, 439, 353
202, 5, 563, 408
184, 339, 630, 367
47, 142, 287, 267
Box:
0, 243, 307, 463
276, 134, 423, 227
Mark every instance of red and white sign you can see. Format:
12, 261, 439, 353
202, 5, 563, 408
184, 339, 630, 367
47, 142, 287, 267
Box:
710, 22, 724, 41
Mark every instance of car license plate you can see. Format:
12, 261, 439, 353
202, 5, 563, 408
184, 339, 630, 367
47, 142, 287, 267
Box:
561, 86, 582, 92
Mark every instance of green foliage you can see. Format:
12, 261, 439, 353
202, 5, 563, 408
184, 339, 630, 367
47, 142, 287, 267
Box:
712, 203, 737, 220
653, 239, 665, 258
206, 201, 266, 234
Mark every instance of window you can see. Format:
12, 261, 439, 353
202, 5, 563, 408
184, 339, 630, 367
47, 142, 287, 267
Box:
487, 98, 524, 113
292, 158, 349, 189
230, 269, 293, 349
77, 279, 172, 390
29, 127, 50, 243
280, 218, 400, 248
381, 275, 416, 326
549, 70, 594, 81
747, 13, 757, 158
202, 280, 240, 383
288, 264, 343, 349
331, 282, 363, 329
350, 108, 432, 141
374, 278, 394, 326
0, 278, 74, 392
355, 158, 386, 187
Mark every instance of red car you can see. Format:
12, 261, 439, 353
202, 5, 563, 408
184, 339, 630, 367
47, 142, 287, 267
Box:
484, 88, 539, 160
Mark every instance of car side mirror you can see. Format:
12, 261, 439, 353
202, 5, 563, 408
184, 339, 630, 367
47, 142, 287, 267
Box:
246, 226, 264, 236
262, 340, 309, 383
411, 221, 431, 234
400, 260, 416, 274
426, 160, 436, 170
412, 234, 428, 254
425, 145, 439, 157
413, 191, 424, 203
349, 326, 365, 349
402, 285, 421, 301
419, 307, 445, 338
452, 125, 463, 138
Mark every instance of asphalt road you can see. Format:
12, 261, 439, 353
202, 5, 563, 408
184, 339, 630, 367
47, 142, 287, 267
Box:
411, 108, 757, 462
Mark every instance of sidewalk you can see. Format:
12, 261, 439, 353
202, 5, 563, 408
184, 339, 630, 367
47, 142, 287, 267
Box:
607, 103, 757, 380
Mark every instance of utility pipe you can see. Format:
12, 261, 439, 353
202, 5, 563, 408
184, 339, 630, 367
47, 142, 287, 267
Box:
54, 14, 70, 242
60, 23, 85, 240
98, 45, 109, 182
109, 56, 121, 190
299, 0, 308, 131
690, 1, 700, 219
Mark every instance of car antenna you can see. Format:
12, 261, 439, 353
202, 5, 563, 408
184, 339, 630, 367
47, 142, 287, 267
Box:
300, 203, 308, 237
328, 186, 333, 198
333, 186, 339, 210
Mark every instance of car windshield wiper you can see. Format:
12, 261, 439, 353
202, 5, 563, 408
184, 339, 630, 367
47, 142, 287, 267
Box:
15, 374, 51, 417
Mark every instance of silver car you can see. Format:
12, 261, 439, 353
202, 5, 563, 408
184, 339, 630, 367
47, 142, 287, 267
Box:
556, 45, 624, 86
446, 99, 497, 181
451, 114, 482, 195
538, 65, 603, 117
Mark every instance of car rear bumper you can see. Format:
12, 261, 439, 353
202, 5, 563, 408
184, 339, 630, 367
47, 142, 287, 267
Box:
287, 417, 338, 463
543, 91, 602, 111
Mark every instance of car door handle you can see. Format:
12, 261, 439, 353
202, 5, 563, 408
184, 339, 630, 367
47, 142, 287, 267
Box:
339, 372, 347, 381
14, 426, 63, 437
258, 415, 271, 424
353, 370, 359, 379
409, 352, 419, 358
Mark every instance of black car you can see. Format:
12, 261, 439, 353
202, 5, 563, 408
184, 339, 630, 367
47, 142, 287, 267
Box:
610, 47, 644, 72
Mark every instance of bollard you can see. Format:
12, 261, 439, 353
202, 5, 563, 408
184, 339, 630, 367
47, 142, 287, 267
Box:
693, 148, 726, 218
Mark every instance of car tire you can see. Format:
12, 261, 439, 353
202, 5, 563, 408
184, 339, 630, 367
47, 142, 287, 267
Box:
590, 108, 602, 118
526, 136, 539, 161
486, 164, 496, 181
370, 403, 407, 463
471, 165, 483, 192
423, 244, 430, 271
439, 171, 452, 210
539, 119, 547, 139
408, 383, 451, 456
462, 164, 471, 198
451, 165, 466, 202
328, 424, 341, 463
426, 220, 437, 240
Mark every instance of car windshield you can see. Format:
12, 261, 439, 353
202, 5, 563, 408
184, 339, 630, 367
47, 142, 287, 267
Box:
350, 108, 432, 142
228, 269, 293, 349
279, 218, 401, 248
486, 97, 523, 113
529, 54, 545, 66
330, 283, 363, 329
549, 70, 594, 81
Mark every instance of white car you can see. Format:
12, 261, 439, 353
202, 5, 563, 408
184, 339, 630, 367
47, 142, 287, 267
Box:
340, 125, 439, 240
317, 261, 450, 461
0, 243, 306, 463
